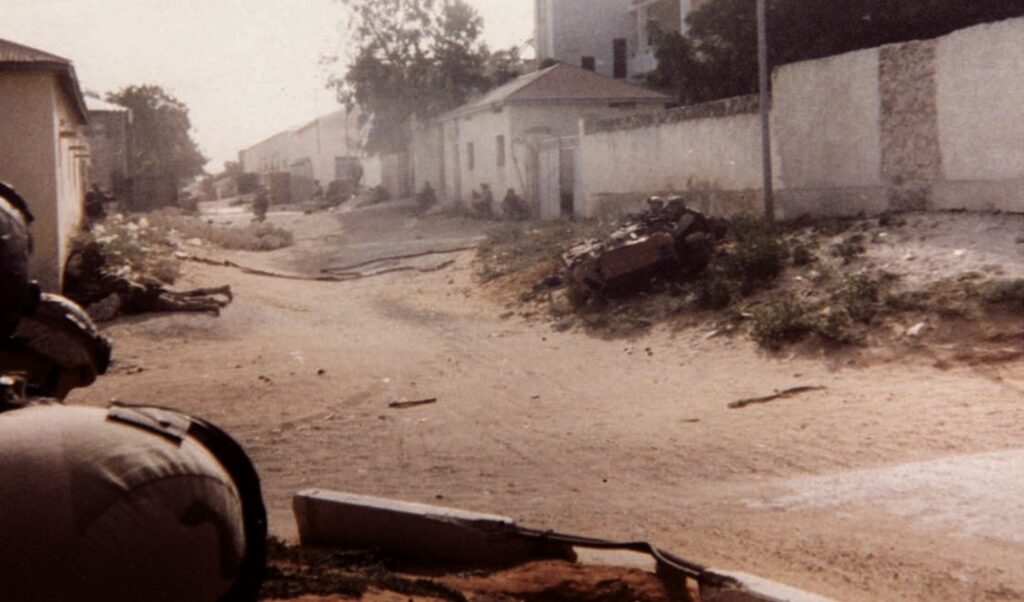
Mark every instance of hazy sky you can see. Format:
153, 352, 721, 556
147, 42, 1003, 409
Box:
1, 0, 534, 171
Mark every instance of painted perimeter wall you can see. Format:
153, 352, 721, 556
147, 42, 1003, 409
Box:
580, 17, 1024, 218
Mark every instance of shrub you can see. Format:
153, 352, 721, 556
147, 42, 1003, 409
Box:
72, 213, 180, 285
751, 300, 814, 349
694, 270, 733, 310
146, 208, 294, 252
833, 273, 887, 324
723, 217, 788, 295
790, 241, 816, 267
830, 233, 867, 264
811, 307, 860, 346
979, 279, 1024, 309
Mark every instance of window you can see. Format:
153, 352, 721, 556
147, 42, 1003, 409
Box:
496, 135, 506, 168
581, 56, 596, 72
466, 142, 475, 171
613, 39, 627, 79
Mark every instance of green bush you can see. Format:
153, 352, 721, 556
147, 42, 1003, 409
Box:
751, 300, 814, 350
830, 233, 867, 265
72, 214, 180, 284
833, 273, 887, 324
812, 307, 860, 346
979, 279, 1024, 309
723, 217, 788, 295
790, 241, 816, 267
694, 271, 733, 310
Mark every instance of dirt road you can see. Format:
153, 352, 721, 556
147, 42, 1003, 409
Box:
71, 203, 1024, 601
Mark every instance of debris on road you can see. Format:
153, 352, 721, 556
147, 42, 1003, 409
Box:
562, 196, 712, 302
388, 398, 438, 409
728, 386, 827, 409
322, 245, 479, 275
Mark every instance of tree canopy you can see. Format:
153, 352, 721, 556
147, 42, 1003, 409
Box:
327, 0, 524, 153
106, 85, 207, 184
649, 0, 1024, 105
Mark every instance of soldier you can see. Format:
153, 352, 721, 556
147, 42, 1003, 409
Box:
252, 186, 270, 222
0, 183, 266, 601
84, 183, 108, 221
0, 182, 39, 338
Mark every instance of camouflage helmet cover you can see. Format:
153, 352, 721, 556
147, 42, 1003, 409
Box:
0, 182, 38, 338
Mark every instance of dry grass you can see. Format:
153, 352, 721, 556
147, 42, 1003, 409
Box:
477, 212, 1023, 355
72, 213, 180, 284
147, 208, 294, 251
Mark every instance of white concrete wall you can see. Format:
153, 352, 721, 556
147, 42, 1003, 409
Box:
0, 71, 86, 291
771, 47, 887, 216
934, 18, 1024, 211
410, 121, 444, 195
580, 104, 763, 217
772, 49, 881, 191
52, 83, 87, 284
579, 16, 1024, 218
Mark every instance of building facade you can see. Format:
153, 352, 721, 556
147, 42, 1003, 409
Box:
84, 96, 130, 197
0, 38, 90, 291
414, 63, 668, 217
238, 108, 381, 200
535, 0, 709, 82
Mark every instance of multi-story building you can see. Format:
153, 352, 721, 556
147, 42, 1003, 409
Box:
535, 0, 709, 83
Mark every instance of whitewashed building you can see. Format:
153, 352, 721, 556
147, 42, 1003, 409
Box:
413, 63, 668, 218
0, 38, 90, 291
535, 0, 709, 82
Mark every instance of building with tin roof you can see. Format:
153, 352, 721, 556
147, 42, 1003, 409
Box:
0, 38, 90, 291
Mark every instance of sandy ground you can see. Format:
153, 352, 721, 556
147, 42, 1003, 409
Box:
70, 202, 1024, 601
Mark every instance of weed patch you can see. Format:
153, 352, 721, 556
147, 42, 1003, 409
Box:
147, 209, 293, 251
720, 217, 788, 295
72, 214, 179, 284
751, 300, 815, 350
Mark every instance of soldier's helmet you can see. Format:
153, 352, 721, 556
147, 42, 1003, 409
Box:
0, 182, 39, 338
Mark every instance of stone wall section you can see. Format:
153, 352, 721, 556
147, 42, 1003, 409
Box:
879, 40, 943, 211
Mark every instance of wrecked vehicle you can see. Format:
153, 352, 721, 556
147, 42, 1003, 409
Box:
563, 195, 713, 302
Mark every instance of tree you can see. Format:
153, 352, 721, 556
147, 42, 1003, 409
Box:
222, 161, 243, 177
649, 0, 1024, 105
327, 0, 518, 153
106, 85, 207, 184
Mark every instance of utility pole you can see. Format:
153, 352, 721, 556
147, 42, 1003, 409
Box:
757, 0, 775, 221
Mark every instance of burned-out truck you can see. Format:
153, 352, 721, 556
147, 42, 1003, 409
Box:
563, 196, 714, 302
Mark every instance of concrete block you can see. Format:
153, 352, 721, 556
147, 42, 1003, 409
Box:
703, 569, 837, 602
293, 489, 573, 567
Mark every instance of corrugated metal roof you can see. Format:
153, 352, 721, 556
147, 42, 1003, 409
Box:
0, 38, 71, 65
0, 38, 88, 124
445, 63, 669, 119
